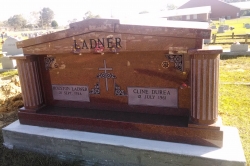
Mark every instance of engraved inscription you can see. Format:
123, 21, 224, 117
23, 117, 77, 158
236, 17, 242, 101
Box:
52, 85, 90, 102
128, 87, 178, 108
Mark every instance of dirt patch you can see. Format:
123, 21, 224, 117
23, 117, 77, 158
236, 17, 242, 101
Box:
0, 75, 23, 128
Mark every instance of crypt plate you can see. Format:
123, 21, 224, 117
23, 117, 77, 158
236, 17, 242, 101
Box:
128, 87, 178, 108
52, 85, 90, 102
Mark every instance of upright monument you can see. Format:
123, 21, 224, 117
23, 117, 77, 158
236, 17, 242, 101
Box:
13, 19, 223, 147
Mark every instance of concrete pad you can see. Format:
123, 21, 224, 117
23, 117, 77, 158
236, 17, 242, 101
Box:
2, 121, 246, 166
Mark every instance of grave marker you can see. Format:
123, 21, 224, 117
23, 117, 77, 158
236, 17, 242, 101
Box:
1, 37, 23, 69
217, 26, 225, 33
245, 23, 250, 29
223, 25, 229, 30
2, 37, 23, 55
230, 44, 248, 52
12, 19, 224, 147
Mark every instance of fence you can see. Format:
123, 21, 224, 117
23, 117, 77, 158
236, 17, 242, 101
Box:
212, 33, 250, 44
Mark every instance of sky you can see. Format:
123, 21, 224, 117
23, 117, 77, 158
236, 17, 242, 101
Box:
1, 0, 189, 26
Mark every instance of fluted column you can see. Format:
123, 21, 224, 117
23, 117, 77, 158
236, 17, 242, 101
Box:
189, 48, 222, 125
16, 56, 44, 110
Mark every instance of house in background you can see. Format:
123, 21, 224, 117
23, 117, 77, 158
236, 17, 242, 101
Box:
178, 0, 241, 20
230, 1, 250, 15
161, 6, 211, 22
138, 6, 211, 22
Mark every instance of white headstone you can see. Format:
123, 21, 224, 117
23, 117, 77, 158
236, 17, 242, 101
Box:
1, 37, 22, 69
2, 37, 23, 56
230, 44, 248, 52
1, 56, 17, 69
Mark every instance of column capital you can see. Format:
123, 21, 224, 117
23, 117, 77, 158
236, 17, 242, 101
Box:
188, 46, 223, 55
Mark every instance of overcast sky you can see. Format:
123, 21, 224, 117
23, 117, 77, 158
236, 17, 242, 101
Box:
1, 0, 189, 26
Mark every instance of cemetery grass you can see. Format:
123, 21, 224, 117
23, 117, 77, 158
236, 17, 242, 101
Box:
212, 17, 250, 35
219, 57, 250, 164
211, 17, 250, 48
0, 70, 18, 77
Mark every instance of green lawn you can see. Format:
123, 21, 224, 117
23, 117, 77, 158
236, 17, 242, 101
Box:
212, 17, 250, 35
220, 56, 250, 83
211, 17, 250, 47
219, 57, 250, 165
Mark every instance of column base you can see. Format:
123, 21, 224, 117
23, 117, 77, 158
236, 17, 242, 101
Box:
17, 105, 224, 147
20, 105, 46, 113
188, 116, 222, 130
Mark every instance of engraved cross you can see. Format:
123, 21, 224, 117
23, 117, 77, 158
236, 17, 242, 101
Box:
99, 60, 112, 91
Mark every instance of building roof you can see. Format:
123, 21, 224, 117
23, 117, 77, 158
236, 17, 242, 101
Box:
120, 17, 210, 29
159, 6, 211, 18
140, 6, 211, 18
16, 18, 211, 49
230, 2, 250, 10
178, 0, 240, 10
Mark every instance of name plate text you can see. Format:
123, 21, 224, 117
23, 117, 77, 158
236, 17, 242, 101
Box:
52, 85, 90, 102
128, 87, 178, 107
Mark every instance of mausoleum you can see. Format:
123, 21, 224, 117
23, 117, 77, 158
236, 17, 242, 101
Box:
10, 19, 225, 147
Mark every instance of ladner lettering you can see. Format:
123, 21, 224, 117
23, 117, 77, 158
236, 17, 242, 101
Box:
74, 38, 122, 50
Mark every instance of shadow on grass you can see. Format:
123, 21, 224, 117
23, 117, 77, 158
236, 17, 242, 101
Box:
0, 96, 84, 165
220, 54, 249, 60
0, 131, 84, 166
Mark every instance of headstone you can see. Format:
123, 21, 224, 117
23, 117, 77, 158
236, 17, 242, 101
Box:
217, 26, 225, 33
245, 23, 250, 29
219, 18, 225, 25
1, 56, 17, 69
230, 44, 248, 52
204, 39, 211, 44
223, 25, 229, 30
1, 37, 23, 69
11, 19, 225, 149
2, 37, 23, 55
210, 25, 216, 29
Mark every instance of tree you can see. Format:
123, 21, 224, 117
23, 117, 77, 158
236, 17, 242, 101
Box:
51, 20, 58, 28
139, 11, 149, 14
166, 3, 177, 10
68, 18, 78, 24
2, 21, 8, 26
39, 7, 54, 28
28, 11, 40, 25
7, 15, 27, 30
0, 21, 4, 27
83, 11, 100, 20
